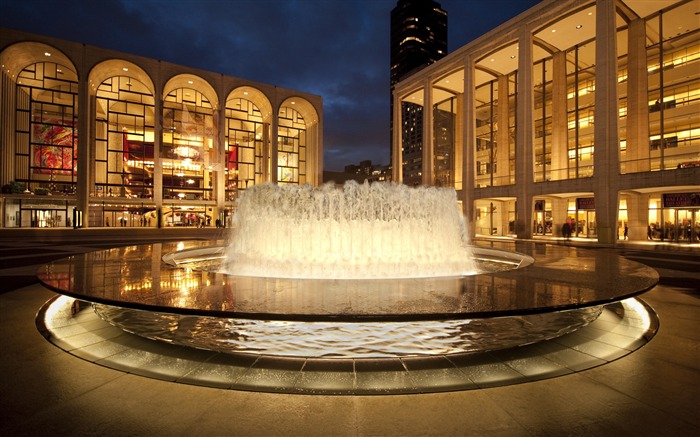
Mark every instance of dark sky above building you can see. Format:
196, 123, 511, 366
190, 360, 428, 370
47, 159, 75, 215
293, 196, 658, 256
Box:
1, 0, 541, 171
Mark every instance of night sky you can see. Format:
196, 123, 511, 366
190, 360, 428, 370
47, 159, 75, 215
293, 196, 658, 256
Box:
1, 0, 541, 171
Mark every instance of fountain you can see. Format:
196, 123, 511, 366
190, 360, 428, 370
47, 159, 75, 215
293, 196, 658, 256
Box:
225, 182, 476, 279
36, 181, 660, 394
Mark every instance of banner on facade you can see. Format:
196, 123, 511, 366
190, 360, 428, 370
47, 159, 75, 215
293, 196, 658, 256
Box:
576, 197, 595, 210
662, 193, 700, 208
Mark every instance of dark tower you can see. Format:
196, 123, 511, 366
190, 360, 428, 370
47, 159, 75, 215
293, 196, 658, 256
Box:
390, 0, 447, 186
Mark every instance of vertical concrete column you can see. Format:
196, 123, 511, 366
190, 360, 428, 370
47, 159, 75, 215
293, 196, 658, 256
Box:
270, 104, 279, 184
454, 93, 464, 191
216, 105, 226, 211
316, 116, 324, 186
551, 198, 568, 237
422, 78, 434, 186
153, 88, 163, 222
1, 72, 16, 186
462, 56, 476, 239
0, 72, 14, 228
496, 200, 510, 236
496, 75, 510, 185
624, 192, 647, 241
515, 26, 535, 239
551, 51, 568, 181
76, 63, 90, 227
391, 91, 403, 183
262, 122, 270, 182
593, 0, 621, 245
625, 18, 650, 173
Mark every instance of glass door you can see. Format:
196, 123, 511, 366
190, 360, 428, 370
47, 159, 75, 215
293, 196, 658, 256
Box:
575, 210, 597, 238
677, 209, 698, 242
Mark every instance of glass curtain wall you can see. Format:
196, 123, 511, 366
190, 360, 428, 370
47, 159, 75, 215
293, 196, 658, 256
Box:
401, 102, 424, 186
474, 74, 515, 188
475, 80, 496, 188
14, 62, 78, 194
534, 58, 553, 182
277, 106, 306, 185
505, 72, 517, 185
94, 76, 155, 200
646, 3, 700, 171
566, 42, 596, 179
433, 97, 455, 187
225, 98, 265, 201
161, 88, 215, 201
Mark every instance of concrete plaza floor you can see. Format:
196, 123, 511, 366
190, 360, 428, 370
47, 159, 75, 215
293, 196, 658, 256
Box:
0, 235, 699, 436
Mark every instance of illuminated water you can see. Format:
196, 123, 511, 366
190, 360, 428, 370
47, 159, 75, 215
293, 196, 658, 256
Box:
93, 304, 603, 358
81, 182, 625, 358
225, 182, 476, 279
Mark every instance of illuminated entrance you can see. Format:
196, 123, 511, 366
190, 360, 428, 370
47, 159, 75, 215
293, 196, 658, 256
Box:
658, 193, 700, 243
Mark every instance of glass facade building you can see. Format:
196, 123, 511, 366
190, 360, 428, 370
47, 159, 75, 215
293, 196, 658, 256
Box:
392, 0, 699, 244
0, 28, 323, 229
390, 0, 448, 186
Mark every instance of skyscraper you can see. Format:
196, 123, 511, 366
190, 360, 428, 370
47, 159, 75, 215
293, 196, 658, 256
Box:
390, 0, 447, 186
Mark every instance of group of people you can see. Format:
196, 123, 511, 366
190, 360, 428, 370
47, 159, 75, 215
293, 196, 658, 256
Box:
105, 216, 152, 227
647, 221, 698, 241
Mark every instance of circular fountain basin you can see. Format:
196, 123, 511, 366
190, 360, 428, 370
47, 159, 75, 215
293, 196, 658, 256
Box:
36, 240, 658, 358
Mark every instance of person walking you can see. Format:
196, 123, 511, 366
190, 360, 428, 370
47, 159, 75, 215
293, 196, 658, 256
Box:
562, 222, 571, 240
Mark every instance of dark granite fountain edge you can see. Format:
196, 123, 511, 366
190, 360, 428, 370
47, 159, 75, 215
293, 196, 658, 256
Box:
36, 240, 660, 322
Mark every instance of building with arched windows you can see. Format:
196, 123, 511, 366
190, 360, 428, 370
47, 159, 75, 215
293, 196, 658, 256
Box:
392, 0, 699, 245
0, 28, 323, 229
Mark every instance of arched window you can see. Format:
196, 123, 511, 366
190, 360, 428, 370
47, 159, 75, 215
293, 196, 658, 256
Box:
162, 88, 215, 201
95, 76, 155, 199
225, 98, 264, 199
277, 106, 306, 185
15, 61, 78, 193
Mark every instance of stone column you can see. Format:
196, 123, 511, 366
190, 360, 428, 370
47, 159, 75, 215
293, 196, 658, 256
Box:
551, 198, 568, 237
422, 77, 434, 186
216, 106, 226, 211
626, 192, 647, 241
153, 87, 163, 226
625, 18, 650, 173
0, 71, 15, 187
515, 26, 535, 239
0, 72, 14, 228
454, 93, 464, 191
551, 51, 568, 181
262, 122, 270, 182
497, 75, 510, 186
593, 0, 620, 245
462, 56, 476, 239
76, 62, 90, 227
270, 104, 279, 184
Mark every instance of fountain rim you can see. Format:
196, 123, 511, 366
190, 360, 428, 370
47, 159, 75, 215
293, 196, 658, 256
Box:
161, 244, 535, 278
35, 240, 660, 323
